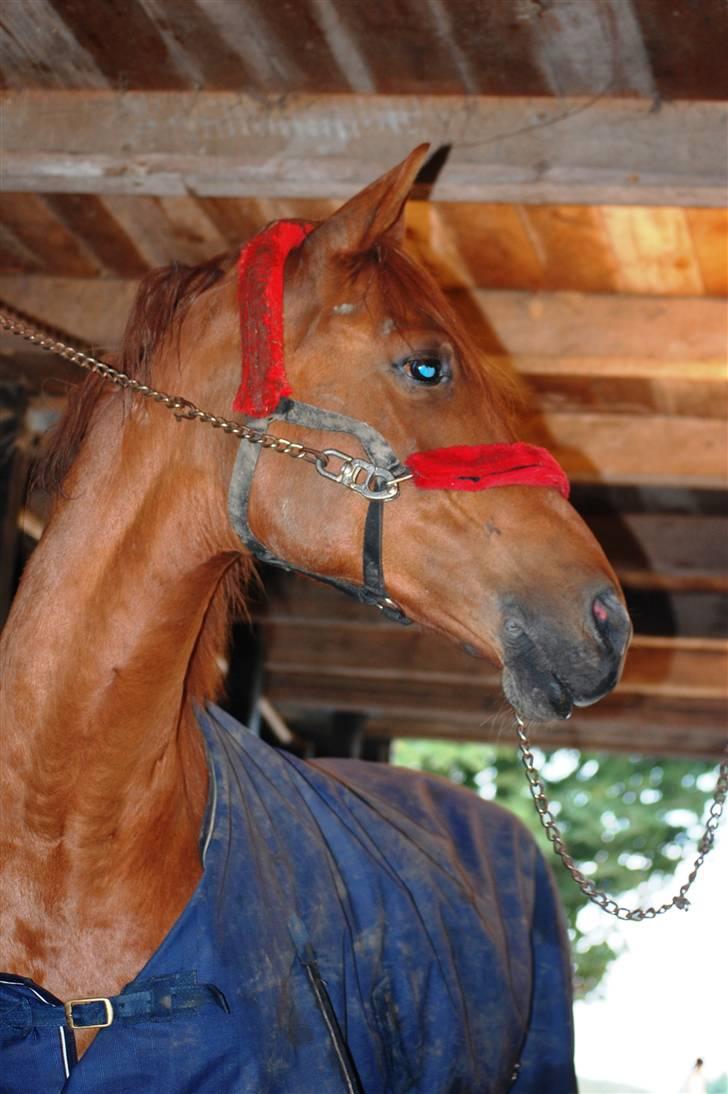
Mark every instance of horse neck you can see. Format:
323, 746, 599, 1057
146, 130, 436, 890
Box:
0, 393, 241, 848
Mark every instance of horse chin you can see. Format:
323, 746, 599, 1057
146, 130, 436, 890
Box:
502, 666, 575, 723
502, 660, 622, 723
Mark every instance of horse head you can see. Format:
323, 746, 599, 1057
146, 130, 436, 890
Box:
57, 146, 630, 725
222, 146, 631, 722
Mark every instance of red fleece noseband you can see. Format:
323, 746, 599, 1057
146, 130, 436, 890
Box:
233, 219, 314, 418
406, 443, 570, 498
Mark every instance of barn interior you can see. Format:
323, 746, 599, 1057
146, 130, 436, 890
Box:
1, 0, 726, 765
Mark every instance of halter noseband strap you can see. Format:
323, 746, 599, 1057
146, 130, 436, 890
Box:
228, 397, 411, 623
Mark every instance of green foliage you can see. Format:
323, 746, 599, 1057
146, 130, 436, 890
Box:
707, 1074, 728, 1094
392, 738, 717, 996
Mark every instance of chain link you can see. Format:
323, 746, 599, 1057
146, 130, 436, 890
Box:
0, 304, 328, 468
515, 716, 728, 920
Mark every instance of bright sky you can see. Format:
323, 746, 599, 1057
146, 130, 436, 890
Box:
573, 824, 728, 1093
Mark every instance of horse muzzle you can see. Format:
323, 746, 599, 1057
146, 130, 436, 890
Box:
499, 586, 632, 722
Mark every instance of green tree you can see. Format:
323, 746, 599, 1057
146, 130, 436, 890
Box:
392, 738, 717, 996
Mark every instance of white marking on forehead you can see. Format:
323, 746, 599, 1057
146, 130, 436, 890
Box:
332, 302, 357, 315
381, 318, 396, 335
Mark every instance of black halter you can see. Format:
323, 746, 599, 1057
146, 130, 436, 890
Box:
227, 397, 412, 625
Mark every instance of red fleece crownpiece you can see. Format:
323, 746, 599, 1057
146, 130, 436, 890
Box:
406, 443, 570, 498
233, 220, 314, 418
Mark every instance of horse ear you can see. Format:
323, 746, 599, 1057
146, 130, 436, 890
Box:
310, 144, 430, 257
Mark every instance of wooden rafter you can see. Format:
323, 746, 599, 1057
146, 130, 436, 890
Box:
2, 91, 727, 206
255, 578, 727, 758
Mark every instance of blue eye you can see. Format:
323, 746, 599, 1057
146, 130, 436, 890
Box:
402, 356, 444, 385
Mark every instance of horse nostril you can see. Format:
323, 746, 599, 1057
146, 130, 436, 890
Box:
591, 591, 631, 654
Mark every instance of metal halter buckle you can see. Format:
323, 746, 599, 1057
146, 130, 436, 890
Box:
64, 996, 114, 1030
314, 449, 401, 501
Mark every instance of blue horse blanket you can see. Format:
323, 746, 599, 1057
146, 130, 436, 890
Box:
0, 704, 576, 1092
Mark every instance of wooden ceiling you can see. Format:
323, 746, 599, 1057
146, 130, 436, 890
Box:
0, 0, 726, 757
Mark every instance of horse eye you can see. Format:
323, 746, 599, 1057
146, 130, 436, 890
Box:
402, 356, 445, 385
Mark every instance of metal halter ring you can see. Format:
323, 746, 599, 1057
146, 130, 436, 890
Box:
314, 449, 410, 501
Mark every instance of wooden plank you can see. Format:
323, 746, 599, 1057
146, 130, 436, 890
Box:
363, 698, 728, 759
0, 276, 137, 349
136, 0, 263, 91
512, 356, 726, 382
406, 203, 543, 291
100, 195, 227, 269
42, 194, 149, 278
0, 0, 107, 89
268, 675, 728, 758
196, 196, 339, 250
524, 0, 656, 98
589, 515, 728, 588
0, 194, 100, 278
602, 207, 704, 295
314, 0, 549, 97
524, 375, 728, 419
463, 291, 728, 360
686, 209, 728, 296
194, 0, 352, 93
521, 205, 619, 293
633, 0, 728, 103
261, 617, 728, 701
1, 279, 723, 365
408, 202, 721, 297
2, 91, 726, 206
44, 0, 187, 90
0, 223, 44, 275
525, 412, 727, 488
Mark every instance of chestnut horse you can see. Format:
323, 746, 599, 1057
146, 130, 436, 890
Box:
0, 148, 630, 1091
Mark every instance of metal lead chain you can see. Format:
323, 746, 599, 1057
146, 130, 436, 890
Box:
515, 716, 728, 921
0, 303, 404, 497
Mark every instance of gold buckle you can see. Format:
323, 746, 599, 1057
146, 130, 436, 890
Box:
64, 996, 114, 1030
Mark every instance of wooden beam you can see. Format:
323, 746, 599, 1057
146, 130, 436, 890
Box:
588, 514, 728, 591
1, 277, 724, 361
261, 615, 728, 701
526, 412, 727, 488
462, 291, 728, 361
2, 91, 727, 206
262, 603, 728, 758
361, 698, 728, 759
1, 279, 724, 360
523, 0, 656, 99
0, 279, 724, 485
270, 684, 727, 759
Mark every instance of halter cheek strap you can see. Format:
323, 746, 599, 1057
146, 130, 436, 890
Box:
227, 397, 412, 624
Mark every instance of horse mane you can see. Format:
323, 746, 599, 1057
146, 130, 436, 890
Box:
34, 251, 248, 706
36, 253, 229, 497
